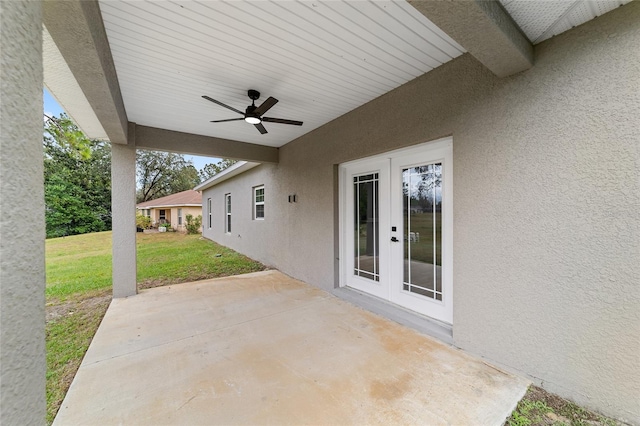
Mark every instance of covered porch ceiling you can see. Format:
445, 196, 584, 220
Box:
43, 0, 629, 161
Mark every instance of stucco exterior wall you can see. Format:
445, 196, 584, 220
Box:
203, 166, 280, 267
201, 4, 639, 422
111, 142, 137, 298
0, 0, 46, 423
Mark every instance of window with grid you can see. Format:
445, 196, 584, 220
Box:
254, 185, 265, 220
225, 194, 231, 233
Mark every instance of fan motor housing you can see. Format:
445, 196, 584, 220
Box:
248, 89, 260, 101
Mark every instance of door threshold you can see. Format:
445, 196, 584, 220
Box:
331, 286, 453, 345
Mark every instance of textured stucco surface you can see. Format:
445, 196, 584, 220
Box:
134, 124, 279, 164
408, 0, 533, 77
111, 140, 137, 298
0, 0, 46, 423
203, 165, 280, 269
202, 3, 640, 422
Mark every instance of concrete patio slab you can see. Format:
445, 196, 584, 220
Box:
54, 270, 529, 425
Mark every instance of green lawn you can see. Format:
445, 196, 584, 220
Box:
45, 231, 265, 423
356, 212, 442, 266
46, 231, 265, 299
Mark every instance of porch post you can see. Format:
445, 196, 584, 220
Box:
111, 126, 137, 298
0, 0, 46, 423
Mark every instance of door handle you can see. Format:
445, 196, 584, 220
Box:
391, 237, 399, 242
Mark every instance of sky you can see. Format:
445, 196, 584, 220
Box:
44, 89, 218, 171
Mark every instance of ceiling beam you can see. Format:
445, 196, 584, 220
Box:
408, 0, 533, 78
132, 124, 279, 164
43, 0, 128, 144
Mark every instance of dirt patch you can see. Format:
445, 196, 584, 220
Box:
46, 291, 111, 324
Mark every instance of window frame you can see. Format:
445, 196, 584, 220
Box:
225, 193, 231, 234
254, 185, 265, 220
207, 198, 212, 229
177, 208, 183, 226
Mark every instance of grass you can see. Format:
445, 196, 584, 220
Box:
46, 231, 265, 300
46, 231, 112, 299
45, 231, 265, 424
507, 386, 621, 426
46, 294, 111, 424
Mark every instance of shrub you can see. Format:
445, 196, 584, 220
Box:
185, 214, 202, 235
136, 213, 151, 230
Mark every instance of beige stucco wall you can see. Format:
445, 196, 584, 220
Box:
141, 206, 202, 231
147, 207, 171, 227
202, 4, 639, 422
172, 206, 202, 231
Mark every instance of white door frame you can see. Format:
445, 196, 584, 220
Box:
340, 158, 391, 300
339, 137, 453, 324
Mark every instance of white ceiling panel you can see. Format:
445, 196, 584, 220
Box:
98, 0, 465, 147
500, 0, 631, 44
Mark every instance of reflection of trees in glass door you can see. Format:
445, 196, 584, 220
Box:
341, 138, 452, 324
402, 164, 442, 301
390, 141, 452, 324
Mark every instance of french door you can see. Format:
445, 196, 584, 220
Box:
340, 139, 453, 324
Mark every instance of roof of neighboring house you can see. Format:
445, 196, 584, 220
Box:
136, 190, 202, 209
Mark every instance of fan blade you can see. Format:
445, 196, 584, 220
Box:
202, 95, 244, 115
262, 117, 303, 126
210, 118, 245, 123
253, 97, 278, 116
254, 123, 268, 134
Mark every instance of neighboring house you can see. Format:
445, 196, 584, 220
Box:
3, 1, 639, 425
136, 190, 202, 232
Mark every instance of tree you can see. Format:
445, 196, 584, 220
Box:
44, 113, 92, 159
199, 159, 237, 181
44, 114, 112, 238
136, 151, 201, 202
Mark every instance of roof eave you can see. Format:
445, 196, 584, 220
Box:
194, 161, 261, 192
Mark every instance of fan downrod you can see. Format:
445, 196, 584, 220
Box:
248, 89, 260, 102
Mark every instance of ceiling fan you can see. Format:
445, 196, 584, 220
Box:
202, 89, 303, 135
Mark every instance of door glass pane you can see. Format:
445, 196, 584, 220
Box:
402, 163, 442, 301
353, 173, 379, 281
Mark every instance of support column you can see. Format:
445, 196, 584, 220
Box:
0, 1, 46, 424
111, 127, 137, 298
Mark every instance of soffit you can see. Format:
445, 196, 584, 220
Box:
43, 26, 108, 140
97, 0, 465, 148
500, 0, 631, 44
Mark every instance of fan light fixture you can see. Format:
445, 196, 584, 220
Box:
244, 115, 261, 124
